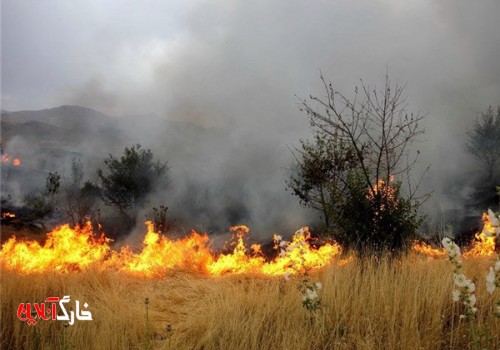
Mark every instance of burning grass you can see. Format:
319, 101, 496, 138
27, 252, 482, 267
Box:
1, 255, 499, 349
1, 212, 499, 349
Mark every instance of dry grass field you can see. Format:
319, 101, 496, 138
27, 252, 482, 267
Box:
1, 254, 499, 350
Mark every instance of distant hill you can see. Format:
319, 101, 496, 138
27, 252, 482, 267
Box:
1, 105, 111, 130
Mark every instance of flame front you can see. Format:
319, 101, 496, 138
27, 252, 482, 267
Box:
411, 242, 448, 258
2, 210, 495, 276
0, 222, 111, 273
463, 212, 496, 258
0, 222, 342, 277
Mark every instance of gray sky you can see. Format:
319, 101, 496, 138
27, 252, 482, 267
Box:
2, 0, 500, 230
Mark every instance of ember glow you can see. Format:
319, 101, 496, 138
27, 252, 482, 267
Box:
0, 153, 21, 166
0, 222, 342, 277
1, 212, 16, 218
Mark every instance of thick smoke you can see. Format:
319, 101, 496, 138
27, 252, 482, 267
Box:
2, 0, 500, 237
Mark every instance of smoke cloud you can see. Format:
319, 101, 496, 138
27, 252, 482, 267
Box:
2, 0, 500, 237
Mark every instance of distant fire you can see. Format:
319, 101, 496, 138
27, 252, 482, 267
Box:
1, 212, 16, 218
1, 153, 21, 166
412, 211, 497, 258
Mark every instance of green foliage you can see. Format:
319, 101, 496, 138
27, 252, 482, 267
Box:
287, 134, 357, 228
25, 171, 61, 220
46, 172, 61, 196
332, 172, 421, 255
24, 193, 53, 219
97, 144, 168, 220
466, 106, 500, 181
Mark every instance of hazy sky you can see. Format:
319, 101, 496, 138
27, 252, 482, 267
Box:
2, 0, 500, 230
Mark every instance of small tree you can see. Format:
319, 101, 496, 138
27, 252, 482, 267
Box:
63, 159, 101, 227
287, 133, 357, 229
97, 144, 168, 222
25, 171, 61, 220
291, 73, 428, 255
466, 106, 500, 182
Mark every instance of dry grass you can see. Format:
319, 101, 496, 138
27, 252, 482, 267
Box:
1, 255, 499, 350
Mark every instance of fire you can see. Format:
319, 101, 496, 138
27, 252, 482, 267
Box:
463, 212, 496, 258
0, 222, 111, 273
1, 153, 21, 166
367, 177, 398, 213
412, 211, 497, 258
0, 222, 343, 277
1, 212, 16, 218
108, 222, 214, 277
411, 242, 447, 258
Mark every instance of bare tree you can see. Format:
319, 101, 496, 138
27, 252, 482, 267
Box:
291, 73, 429, 254
299, 73, 428, 201
466, 106, 500, 181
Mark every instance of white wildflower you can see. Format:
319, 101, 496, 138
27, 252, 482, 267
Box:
441, 237, 452, 250
486, 267, 496, 294
471, 307, 478, 314
284, 271, 291, 281
448, 243, 461, 258
452, 290, 460, 302
306, 288, 318, 300
454, 273, 468, 288
467, 294, 477, 307
488, 209, 499, 227
315, 282, 322, 290
466, 281, 475, 293
459, 314, 466, 320
486, 267, 496, 283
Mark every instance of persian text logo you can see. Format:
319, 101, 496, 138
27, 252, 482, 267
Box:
17, 295, 93, 326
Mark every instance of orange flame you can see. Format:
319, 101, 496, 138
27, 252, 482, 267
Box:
1, 153, 21, 166
412, 211, 497, 258
0, 222, 111, 273
463, 212, 496, 258
1, 212, 16, 218
411, 242, 447, 258
0, 222, 342, 277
